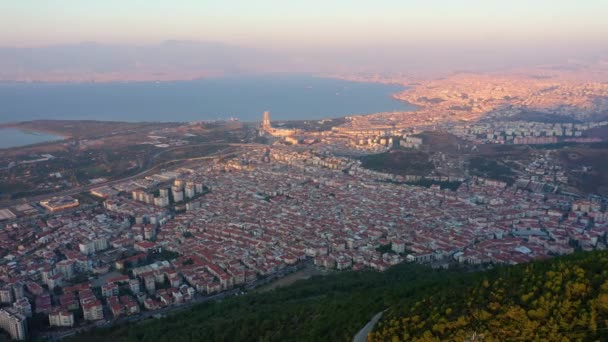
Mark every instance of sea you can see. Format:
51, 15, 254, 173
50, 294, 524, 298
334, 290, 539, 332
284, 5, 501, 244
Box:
0, 74, 413, 148
0, 128, 64, 149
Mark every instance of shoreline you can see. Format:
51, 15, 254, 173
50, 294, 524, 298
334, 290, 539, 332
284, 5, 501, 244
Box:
0, 125, 70, 150
314, 73, 421, 113
0, 122, 72, 139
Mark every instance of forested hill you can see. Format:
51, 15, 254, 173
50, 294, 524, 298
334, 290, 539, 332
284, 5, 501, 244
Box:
69, 251, 608, 342
370, 251, 608, 341
68, 261, 451, 342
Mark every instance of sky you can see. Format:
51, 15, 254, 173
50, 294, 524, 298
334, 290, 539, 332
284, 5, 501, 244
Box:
1, 0, 607, 77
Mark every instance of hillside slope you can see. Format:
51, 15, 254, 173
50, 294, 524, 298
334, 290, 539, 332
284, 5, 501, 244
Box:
69, 262, 452, 342
70, 252, 608, 342
370, 251, 608, 341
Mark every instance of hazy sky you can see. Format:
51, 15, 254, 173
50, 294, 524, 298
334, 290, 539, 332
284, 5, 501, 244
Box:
1, 1, 607, 77
3, 0, 607, 47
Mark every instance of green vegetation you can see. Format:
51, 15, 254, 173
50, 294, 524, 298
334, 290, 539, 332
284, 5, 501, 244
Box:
69, 262, 458, 342
148, 249, 180, 263
68, 251, 608, 342
279, 117, 347, 132
370, 251, 608, 341
503, 111, 582, 124
411, 131, 467, 154
416, 97, 445, 104
469, 156, 516, 185
558, 147, 608, 195
360, 150, 434, 176
375, 244, 395, 254
152, 145, 228, 164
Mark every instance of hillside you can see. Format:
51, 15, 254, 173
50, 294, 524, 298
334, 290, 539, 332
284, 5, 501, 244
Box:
558, 146, 608, 194
69, 252, 608, 342
414, 131, 470, 154
370, 251, 608, 341
68, 262, 451, 342
360, 150, 434, 176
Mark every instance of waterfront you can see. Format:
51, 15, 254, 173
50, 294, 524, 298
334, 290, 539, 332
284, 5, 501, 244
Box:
0, 75, 413, 124
0, 128, 65, 149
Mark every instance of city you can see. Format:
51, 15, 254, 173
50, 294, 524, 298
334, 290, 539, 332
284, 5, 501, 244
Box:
1, 103, 608, 339
2, 1, 608, 341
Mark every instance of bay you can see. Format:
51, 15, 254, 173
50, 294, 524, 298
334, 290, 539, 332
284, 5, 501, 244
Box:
0, 75, 412, 123
0, 128, 64, 149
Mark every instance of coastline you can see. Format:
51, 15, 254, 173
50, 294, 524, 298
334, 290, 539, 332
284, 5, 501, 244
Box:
0, 74, 419, 151
0, 122, 72, 139
315, 73, 421, 113
0, 124, 70, 150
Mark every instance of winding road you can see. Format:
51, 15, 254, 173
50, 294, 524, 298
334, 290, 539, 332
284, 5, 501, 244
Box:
353, 311, 384, 342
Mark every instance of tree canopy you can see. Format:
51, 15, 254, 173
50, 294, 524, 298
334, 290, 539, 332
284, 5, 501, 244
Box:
69, 251, 608, 342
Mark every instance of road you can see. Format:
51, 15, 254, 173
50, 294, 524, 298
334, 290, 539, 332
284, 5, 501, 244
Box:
353, 311, 384, 342
0, 142, 263, 208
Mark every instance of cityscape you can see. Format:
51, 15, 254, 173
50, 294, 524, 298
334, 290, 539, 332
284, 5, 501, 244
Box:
1, 89, 608, 339
1, 1, 608, 341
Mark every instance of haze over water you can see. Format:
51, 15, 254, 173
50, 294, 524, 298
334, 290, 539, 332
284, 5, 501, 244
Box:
0, 128, 64, 149
0, 75, 412, 124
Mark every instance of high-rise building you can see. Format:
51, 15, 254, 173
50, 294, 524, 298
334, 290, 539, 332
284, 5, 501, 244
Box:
94, 237, 108, 252
49, 310, 74, 327
11, 282, 24, 300
82, 300, 104, 321
262, 110, 271, 129
259, 111, 296, 137
56, 260, 75, 279
154, 196, 169, 207
12, 298, 32, 317
172, 186, 184, 202
159, 188, 169, 198
0, 308, 27, 340
185, 185, 196, 199
129, 279, 141, 294
0, 286, 14, 304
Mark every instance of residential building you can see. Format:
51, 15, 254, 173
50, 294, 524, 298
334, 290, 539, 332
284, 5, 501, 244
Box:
0, 308, 27, 340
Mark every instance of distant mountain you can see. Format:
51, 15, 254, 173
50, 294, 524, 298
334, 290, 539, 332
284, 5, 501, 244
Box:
67, 251, 608, 342
1, 41, 607, 82
0, 41, 277, 82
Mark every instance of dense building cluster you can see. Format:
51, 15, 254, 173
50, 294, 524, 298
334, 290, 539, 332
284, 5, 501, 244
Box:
2, 67, 608, 339
2, 142, 607, 338
449, 121, 608, 144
